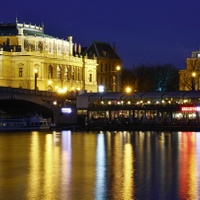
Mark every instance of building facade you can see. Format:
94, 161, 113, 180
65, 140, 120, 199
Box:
82, 42, 122, 92
77, 90, 200, 128
0, 20, 98, 92
179, 50, 200, 91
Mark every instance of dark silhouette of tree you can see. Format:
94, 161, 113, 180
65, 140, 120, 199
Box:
121, 66, 136, 91
121, 64, 179, 92
154, 64, 179, 91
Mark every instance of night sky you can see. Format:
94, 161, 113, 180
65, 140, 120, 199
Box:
1, 0, 200, 69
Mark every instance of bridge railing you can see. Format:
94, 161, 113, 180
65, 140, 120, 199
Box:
0, 86, 57, 97
0, 86, 77, 100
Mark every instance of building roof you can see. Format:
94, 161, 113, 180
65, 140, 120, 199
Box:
82, 41, 121, 60
0, 21, 51, 38
79, 91, 200, 100
23, 29, 51, 37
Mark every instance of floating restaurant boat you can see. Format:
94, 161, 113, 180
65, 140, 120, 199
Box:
0, 115, 50, 131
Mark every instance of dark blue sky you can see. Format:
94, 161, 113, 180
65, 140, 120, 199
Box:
1, 0, 200, 69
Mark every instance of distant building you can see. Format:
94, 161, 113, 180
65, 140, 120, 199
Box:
179, 50, 200, 91
82, 42, 122, 92
0, 20, 98, 92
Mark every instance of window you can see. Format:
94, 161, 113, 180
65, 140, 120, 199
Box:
89, 73, 92, 82
72, 67, 75, 80
65, 66, 69, 80
48, 65, 53, 79
100, 63, 103, 72
78, 68, 80, 81
19, 68, 23, 77
57, 65, 61, 79
100, 77, 103, 84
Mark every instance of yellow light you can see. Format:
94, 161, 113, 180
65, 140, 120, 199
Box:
57, 88, 67, 93
192, 72, 196, 77
48, 80, 52, 85
125, 86, 132, 94
34, 68, 38, 73
116, 66, 121, 71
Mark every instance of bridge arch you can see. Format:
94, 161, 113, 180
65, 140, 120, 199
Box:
0, 99, 54, 118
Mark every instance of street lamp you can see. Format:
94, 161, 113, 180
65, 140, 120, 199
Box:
34, 68, 38, 91
125, 86, 132, 94
116, 66, 121, 92
191, 71, 196, 91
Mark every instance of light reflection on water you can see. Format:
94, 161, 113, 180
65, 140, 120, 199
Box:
0, 131, 200, 199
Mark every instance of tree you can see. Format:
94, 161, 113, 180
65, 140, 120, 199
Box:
121, 67, 136, 92
121, 64, 179, 92
154, 64, 179, 91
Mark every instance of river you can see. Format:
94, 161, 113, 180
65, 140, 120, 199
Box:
0, 130, 199, 200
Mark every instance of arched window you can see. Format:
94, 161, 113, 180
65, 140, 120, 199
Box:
57, 65, 62, 79
48, 65, 53, 79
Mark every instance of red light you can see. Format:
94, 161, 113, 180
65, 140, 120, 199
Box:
181, 107, 197, 112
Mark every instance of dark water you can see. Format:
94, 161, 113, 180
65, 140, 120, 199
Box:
0, 130, 199, 200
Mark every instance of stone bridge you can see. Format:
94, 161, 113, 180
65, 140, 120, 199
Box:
0, 87, 77, 125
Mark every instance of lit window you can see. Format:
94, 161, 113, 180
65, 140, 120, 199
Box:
78, 68, 80, 81
19, 68, 23, 77
57, 65, 61, 79
65, 66, 69, 80
72, 67, 75, 80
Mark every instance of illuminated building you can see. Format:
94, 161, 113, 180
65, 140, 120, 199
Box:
82, 42, 122, 92
76, 90, 200, 127
0, 19, 98, 92
179, 50, 200, 91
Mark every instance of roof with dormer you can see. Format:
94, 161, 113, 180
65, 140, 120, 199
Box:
82, 41, 121, 60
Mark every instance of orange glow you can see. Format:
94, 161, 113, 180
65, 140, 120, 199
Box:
179, 132, 198, 200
